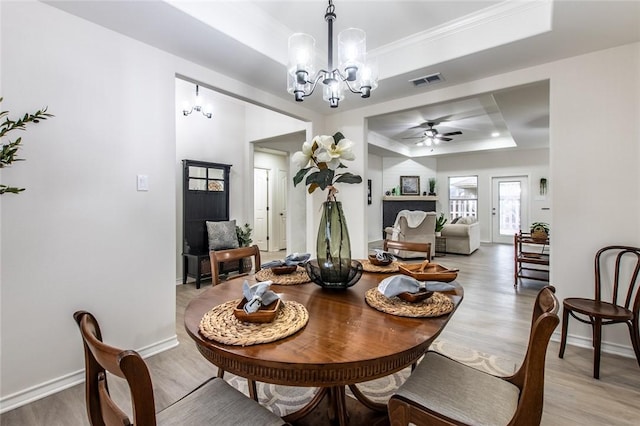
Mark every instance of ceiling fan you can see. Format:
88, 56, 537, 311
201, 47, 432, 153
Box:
403, 122, 463, 146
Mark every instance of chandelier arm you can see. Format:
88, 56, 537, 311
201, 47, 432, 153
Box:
342, 78, 369, 96
299, 70, 329, 98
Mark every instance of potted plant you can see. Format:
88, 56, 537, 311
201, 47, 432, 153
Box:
435, 213, 448, 236
236, 223, 254, 271
530, 222, 549, 241
428, 178, 437, 196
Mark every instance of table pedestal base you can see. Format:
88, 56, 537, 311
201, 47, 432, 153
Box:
282, 384, 387, 426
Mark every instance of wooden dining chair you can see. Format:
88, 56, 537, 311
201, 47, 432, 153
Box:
383, 239, 431, 262
388, 285, 559, 426
558, 245, 640, 379
73, 311, 285, 426
210, 244, 262, 286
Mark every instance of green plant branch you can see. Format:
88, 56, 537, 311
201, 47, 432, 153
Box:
0, 97, 53, 194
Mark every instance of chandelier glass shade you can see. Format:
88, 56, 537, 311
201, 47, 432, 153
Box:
182, 85, 212, 118
287, 0, 378, 108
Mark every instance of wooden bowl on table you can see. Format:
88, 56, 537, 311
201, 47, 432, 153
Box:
233, 298, 281, 323
271, 265, 297, 275
397, 289, 433, 302
398, 260, 458, 282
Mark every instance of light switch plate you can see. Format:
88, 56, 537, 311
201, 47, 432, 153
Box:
137, 174, 149, 191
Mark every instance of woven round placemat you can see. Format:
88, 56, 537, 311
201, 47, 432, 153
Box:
365, 288, 454, 318
360, 259, 400, 273
255, 266, 311, 285
199, 299, 309, 346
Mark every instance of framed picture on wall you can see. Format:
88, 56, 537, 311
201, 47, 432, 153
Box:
400, 176, 420, 195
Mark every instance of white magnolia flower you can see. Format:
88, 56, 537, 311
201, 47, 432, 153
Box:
316, 137, 355, 170
292, 131, 362, 196
291, 141, 314, 169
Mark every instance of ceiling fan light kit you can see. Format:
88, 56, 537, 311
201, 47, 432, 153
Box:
287, 0, 378, 108
404, 122, 463, 149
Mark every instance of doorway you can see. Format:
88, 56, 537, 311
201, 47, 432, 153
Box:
253, 168, 269, 251
253, 149, 289, 252
491, 176, 528, 244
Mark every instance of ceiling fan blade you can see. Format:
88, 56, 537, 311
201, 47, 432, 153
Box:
408, 123, 431, 130
435, 136, 453, 142
402, 136, 425, 139
440, 131, 462, 136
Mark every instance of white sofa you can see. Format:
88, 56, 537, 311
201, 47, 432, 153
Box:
440, 217, 480, 255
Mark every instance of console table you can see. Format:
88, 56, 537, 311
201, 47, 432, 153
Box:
514, 232, 549, 287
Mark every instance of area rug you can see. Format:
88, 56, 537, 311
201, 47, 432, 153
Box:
224, 339, 517, 418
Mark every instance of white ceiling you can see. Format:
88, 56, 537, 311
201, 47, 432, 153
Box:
46, 0, 640, 157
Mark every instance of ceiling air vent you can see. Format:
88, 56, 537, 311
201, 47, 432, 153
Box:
409, 73, 444, 87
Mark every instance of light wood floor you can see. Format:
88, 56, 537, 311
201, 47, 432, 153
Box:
2, 244, 639, 425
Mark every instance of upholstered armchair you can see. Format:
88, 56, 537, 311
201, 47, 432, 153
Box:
384, 210, 436, 259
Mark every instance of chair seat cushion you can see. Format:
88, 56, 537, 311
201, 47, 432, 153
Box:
394, 351, 519, 425
157, 377, 283, 426
564, 297, 633, 320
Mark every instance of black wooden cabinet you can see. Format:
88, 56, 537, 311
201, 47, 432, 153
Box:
182, 160, 231, 288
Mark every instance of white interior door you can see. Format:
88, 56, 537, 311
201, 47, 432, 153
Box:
491, 176, 528, 244
253, 168, 269, 251
276, 169, 288, 251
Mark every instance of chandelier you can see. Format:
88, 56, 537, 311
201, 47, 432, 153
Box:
182, 85, 212, 118
287, 0, 378, 108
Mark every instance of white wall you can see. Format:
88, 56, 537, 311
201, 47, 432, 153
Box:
1, 1, 178, 406
436, 148, 550, 242
381, 157, 438, 198
0, 1, 318, 411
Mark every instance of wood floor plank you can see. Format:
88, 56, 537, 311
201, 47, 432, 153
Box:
2, 244, 639, 425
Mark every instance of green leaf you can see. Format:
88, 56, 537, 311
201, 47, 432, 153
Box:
334, 172, 362, 185
0, 184, 25, 194
333, 131, 344, 143
293, 167, 311, 186
306, 168, 334, 190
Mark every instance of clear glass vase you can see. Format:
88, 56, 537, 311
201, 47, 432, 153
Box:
316, 201, 352, 284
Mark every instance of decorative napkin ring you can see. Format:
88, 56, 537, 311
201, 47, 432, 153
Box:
242, 280, 279, 314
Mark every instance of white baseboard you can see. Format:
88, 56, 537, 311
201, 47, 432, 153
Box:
0, 336, 179, 414
550, 331, 636, 359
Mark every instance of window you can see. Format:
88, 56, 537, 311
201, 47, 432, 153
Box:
449, 176, 478, 220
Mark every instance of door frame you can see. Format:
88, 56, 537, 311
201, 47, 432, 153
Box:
491, 175, 529, 244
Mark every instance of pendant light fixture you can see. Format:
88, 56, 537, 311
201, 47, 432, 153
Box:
287, 0, 378, 108
182, 84, 212, 118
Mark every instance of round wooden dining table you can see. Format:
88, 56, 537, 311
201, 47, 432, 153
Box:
184, 269, 463, 425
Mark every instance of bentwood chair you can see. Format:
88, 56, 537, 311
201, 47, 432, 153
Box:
383, 240, 432, 262
388, 286, 559, 426
559, 245, 640, 379
210, 244, 262, 286
73, 311, 285, 426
